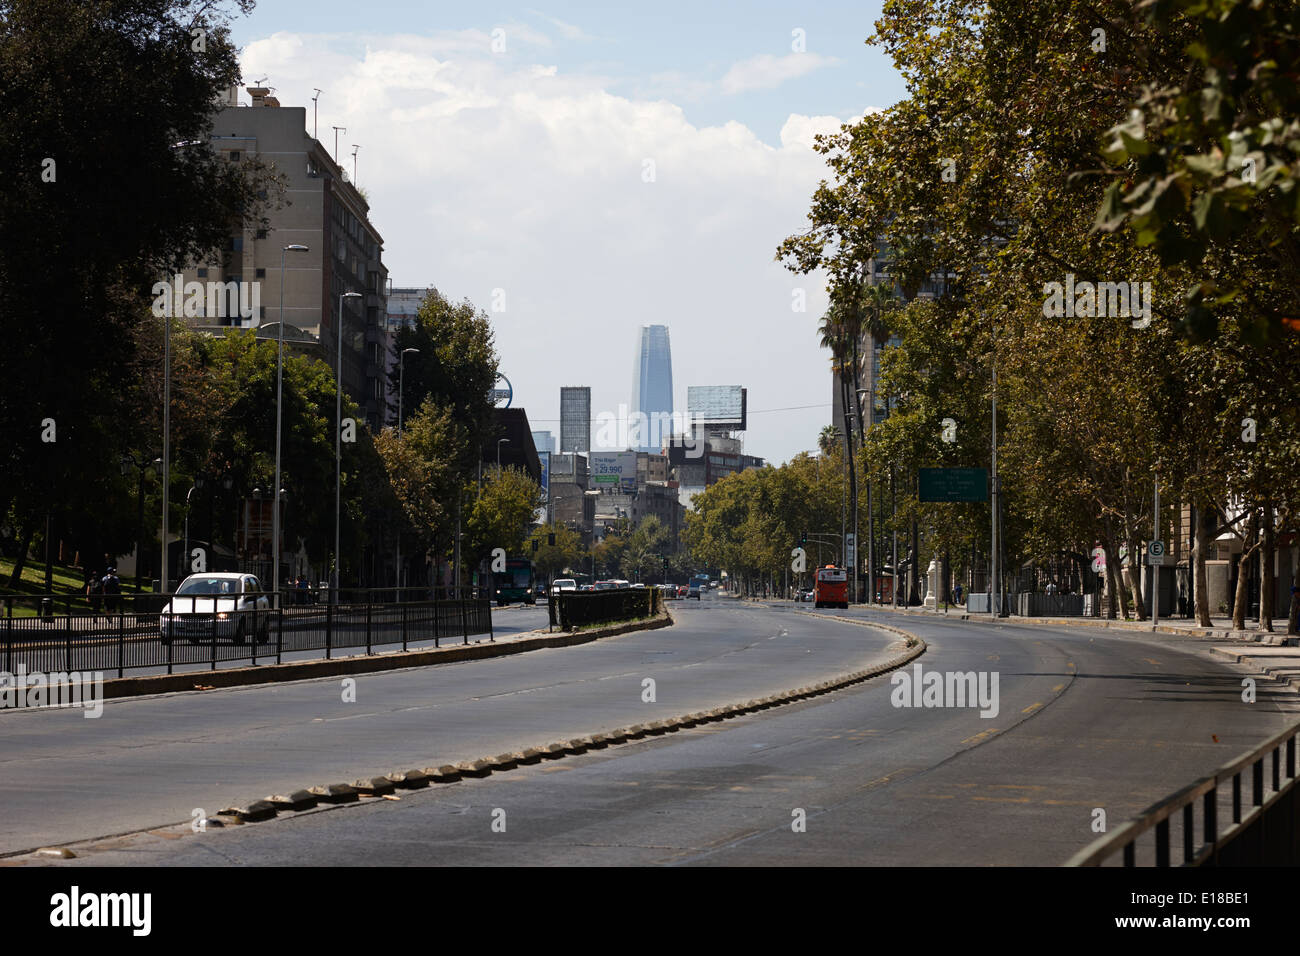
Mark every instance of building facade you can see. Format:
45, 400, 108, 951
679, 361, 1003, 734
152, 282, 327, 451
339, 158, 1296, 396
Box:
174, 86, 390, 431
560, 386, 591, 453
631, 324, 674, 452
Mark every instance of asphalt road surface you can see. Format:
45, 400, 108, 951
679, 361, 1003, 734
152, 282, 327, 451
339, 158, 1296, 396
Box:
7, 597, 1296, 865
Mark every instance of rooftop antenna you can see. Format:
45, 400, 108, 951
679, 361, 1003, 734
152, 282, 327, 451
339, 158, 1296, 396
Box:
351, 144, 360, 185
332, 126, 346, 164
312, 89, 321, 139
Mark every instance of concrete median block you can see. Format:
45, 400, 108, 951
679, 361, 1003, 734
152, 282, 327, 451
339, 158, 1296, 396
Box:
353, 776, 397, 796
392, 769, 429, 789
425, 765, 463, 783
565, 736, 593, 753
517, 748, 545, 764
267, 790, 318, 811
601, 729, 630, 744
456, 759, 494, 778
623, 724, 649, 738
309, 783, 360, 804
222, 799, 277, 822
488, 753, 520, 771
35, 847, 76, 859
587, 734, 611, 748
212, 813, 244, 826
539, 743, 567, 759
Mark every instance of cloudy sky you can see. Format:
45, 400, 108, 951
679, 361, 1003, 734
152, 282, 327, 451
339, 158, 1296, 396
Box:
230, 1, 904, 465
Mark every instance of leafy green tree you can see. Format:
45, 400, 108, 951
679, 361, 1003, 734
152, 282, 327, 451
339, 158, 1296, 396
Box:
462, 466, 543, 573
526, 522, 583, 582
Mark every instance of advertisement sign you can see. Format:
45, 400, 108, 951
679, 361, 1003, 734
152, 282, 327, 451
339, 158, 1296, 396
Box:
918, 467, 989, 503
590, 451, 637, 493
539, 451, 549, 496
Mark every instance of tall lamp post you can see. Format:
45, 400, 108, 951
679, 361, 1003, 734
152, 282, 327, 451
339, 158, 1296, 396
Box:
120, 454, 161, 593
334, 290, 363, 602
585, 489, 601, 583
273, 243, 310, 607
497, 437, 510, 472
395, 347, 419, 591
856, 387, 871, 605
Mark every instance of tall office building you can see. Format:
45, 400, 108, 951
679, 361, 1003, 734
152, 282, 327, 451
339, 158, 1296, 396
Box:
531, 430, 555, 455
560, 387, 591, 453
631, 324, 673, 453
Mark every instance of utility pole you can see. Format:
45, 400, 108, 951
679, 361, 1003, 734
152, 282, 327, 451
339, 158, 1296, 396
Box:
991, 347, 1000, 619
1152, 473, 1160, 627
312, 89, 321, 139
332, 126, 345, 164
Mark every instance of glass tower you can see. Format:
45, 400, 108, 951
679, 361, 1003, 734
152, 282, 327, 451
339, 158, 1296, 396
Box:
631, 324, 673, 452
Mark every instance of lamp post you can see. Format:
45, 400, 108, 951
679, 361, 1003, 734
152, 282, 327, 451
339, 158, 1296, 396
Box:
584, 489, 601, 583
121, 454, 160, 593
334, 291, 363, 602
392, 348, 418, 595
273, 243, 310, 607
182, 482, 201, 579
856, 387, 871, 605
497, 437, 510, 472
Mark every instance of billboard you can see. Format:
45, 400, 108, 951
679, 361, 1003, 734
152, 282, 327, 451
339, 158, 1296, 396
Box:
590, 451, 637, 493
538, 451, 549, 496
687, 385, 746, 429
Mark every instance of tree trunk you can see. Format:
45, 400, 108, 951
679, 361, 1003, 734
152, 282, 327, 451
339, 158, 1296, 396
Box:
1194, 504, 1213, 627
1233, 508, 1259, 631
8, 521, 34, 588
1259, 498, 1275, 632
1103, 538, 1124, 619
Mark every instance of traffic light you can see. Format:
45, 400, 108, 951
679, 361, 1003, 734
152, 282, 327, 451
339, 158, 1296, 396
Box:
801, 531, 807, 546
548, 533, 556, 546
531, 539, 539, 553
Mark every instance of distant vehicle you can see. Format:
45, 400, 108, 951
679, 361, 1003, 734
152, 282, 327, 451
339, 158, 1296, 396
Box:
160, 573, 270, 645
494, 558, 536, 605
657, 584, 677, 600
551, 578, 578, 593
631, 582, 645, 589
795, 587, 814, 603
814, 566, 848, 609
594, 580, 618, 590
579, 584, 597, 592
677, 585, 689, 598
688, 573, 710, 600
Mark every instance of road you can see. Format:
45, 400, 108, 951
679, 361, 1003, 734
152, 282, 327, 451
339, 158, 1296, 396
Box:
6, 597, 1296, 865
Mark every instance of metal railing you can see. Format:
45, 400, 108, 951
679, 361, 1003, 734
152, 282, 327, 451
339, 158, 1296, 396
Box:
1068, 720, 1300, 866
0, 587, 493, 683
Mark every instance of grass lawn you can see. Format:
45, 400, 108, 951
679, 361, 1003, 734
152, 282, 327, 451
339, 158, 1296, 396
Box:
0, 557, 150, 616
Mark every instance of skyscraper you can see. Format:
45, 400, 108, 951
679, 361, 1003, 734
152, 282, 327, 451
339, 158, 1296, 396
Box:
560, 386, 591, 453
631, 324, 673, 452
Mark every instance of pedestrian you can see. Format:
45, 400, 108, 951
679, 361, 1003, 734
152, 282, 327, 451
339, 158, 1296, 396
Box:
102, 567, 121, 616
86, 570, 103, 621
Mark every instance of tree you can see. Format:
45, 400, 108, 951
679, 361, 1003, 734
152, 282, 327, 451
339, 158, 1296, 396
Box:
462, 466, 543, 574
527, 522, 583, 581
0, 0, 274, 578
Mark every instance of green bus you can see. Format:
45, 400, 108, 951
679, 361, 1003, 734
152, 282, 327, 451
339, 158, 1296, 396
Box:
494, 558, 537, 605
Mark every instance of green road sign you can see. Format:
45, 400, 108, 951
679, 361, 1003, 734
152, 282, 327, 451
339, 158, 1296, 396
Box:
918, 467, 989, 503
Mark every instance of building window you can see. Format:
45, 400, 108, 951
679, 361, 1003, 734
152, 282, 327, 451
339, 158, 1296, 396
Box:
255, 268, 266, 278
255, 228, 267, 239
196, 268, 208, 278
228, 151, 241, 162
228, 236, 243, 252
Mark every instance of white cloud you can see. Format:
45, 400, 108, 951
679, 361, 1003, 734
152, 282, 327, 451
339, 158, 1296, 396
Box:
720, 52, 839, 95
239, 33, 864, 464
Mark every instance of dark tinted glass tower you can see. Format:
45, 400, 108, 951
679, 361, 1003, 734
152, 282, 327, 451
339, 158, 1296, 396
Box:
631, 324, 673, 452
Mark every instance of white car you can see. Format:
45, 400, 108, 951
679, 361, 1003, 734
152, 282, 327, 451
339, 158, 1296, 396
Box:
551, 578, 578, 593
160, 573, 271, 645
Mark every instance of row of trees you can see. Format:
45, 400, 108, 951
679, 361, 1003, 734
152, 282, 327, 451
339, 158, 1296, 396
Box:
769, 0, 1300, 629
0, 0, 547, 591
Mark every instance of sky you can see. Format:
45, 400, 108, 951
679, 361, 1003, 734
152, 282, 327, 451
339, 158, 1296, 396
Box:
228, 0, 906, 465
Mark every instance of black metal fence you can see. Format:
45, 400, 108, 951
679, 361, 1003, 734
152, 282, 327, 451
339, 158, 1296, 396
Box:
0, 588, 493, 681
549, 588, 661, 631
1067, 720, 1300, 866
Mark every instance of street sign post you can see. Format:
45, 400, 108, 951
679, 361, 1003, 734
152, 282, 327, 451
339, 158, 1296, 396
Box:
918, 468, 989, 503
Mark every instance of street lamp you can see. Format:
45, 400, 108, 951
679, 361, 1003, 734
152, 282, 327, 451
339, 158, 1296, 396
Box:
273, 243, 310, 607
497, 437, 510, 472
334, 290, 363, 602
395, 347, 420, 592
120, 454, 160, 593
584, 489, 601, 583
857, 387, 871, 605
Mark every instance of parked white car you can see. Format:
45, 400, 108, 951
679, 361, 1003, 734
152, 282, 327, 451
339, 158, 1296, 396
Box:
160, 573, 271, 644
551, 578, 578, 593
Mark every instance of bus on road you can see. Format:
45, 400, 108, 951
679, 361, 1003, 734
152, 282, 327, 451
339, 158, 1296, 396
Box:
814, 565, 848, 609
494, 558, 537, 605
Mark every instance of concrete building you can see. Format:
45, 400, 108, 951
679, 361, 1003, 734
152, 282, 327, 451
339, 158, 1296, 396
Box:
631, 325, 674, 452
560, 386, 591, 453
174, 85, 389, 431
531, 430, 556, 456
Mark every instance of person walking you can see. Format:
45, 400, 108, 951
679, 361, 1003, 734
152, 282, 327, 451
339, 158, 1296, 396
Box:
102, 567, 121, 616
86, 570, 103, 621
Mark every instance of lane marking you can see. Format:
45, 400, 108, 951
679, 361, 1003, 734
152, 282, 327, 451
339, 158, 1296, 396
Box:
961, 728, 1000, 745
1021, 702, 1043, 714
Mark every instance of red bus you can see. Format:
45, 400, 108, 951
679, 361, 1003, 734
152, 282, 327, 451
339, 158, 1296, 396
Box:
814, 565, 848, 609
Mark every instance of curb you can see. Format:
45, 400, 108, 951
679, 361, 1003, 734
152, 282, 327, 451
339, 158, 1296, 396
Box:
81, 608, 674, 704
23, 620, 926, 859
